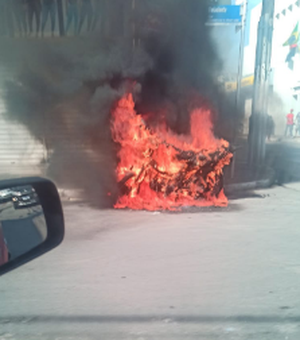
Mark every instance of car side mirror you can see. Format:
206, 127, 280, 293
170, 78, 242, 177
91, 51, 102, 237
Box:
0, 177, 64, 276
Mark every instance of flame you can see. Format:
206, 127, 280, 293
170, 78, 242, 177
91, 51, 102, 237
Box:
111, 93, 232, 211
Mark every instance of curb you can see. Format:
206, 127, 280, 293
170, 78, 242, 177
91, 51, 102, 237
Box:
224, 177, 274, 194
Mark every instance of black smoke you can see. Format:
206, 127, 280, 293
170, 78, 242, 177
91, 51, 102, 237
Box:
2, 0, 229, 207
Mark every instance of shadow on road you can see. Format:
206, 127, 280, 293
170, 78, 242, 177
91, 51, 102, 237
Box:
1, 314, 299, 324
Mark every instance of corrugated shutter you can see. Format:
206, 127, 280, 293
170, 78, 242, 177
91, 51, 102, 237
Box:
0, 60, 46, 176
0, 0, 112, 181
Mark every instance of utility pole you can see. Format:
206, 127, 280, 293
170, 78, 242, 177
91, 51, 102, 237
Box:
248, 0, 275, 166
57, 0, 65, 37
231, 0, 248, 178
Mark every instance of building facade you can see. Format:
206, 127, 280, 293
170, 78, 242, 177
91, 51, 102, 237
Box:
271, 0, 300, 131
242, 0, 300, 136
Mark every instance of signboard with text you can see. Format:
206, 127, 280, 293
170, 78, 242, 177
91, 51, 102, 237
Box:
208, 5, 242, 25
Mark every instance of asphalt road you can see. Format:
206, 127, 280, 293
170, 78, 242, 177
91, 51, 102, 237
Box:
1, 184, 300, 339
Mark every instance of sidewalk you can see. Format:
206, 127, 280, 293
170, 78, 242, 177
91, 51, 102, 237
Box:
2, 137, 297, 203
224, 162, 275, 194
59, 138, 278, 202
58, 161, 276, 203
224, 136, 274, 193
224, 135, 300, 193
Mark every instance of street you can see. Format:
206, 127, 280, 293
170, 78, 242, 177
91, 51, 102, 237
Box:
0, 184, 300, 339
0, 0, 300, 338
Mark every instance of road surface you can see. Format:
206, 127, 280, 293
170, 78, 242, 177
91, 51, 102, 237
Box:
1, 184, 300, 339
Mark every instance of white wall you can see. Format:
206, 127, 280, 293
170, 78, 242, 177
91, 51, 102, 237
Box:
243, 2, 262, 76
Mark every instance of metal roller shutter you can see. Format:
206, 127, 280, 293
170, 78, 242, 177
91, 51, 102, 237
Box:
0, 53, 46, 177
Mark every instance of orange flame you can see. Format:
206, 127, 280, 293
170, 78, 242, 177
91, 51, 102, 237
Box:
111, 93, 232, 211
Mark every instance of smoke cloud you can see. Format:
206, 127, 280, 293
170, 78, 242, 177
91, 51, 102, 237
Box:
2, 0, 230, 207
